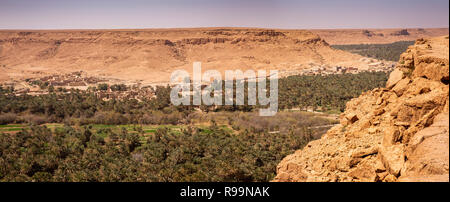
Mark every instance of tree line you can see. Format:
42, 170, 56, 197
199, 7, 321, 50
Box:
0, 71, 388, 125
332, 41, 415, 61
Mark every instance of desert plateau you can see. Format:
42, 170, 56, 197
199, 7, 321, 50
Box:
0, 28, 398, 85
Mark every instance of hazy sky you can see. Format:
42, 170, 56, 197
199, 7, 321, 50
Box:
0, 0, 448, 29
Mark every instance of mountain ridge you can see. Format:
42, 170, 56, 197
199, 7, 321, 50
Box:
0, 28, 383, 85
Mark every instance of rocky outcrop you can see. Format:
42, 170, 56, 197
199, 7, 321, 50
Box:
361, 30, 384, 37
391, 29, 410, 36
274, 35, 449, 182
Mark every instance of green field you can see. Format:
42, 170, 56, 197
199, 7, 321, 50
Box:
0, 123, 176, 134
0, 122, 237, 148
0, 123, 233, 136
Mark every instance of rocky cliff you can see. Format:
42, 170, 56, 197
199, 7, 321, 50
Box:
274, 35, 449, 182
0, 28, 370, 84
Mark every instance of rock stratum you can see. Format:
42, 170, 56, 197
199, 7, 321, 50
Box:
1, 28, 373, 84
274, 35, 449, 182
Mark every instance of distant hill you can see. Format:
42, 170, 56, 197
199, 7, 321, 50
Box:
311, 28, 449, 45
0, 28, 370, 84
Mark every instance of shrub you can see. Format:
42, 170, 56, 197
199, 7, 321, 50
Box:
21, 114, 48, 125
0, 113, 17, 125
97, 83, 109, 91
110, 84, 127, 91
93, 111, 128, 125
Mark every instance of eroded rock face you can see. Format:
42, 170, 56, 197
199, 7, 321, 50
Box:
0, 28, 366, 84
274, 36, 449, 182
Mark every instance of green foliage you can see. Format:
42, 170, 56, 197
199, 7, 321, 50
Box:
97, 83, 109, 91
29, 80, 49, 89
0, 124, 318, 182
0, 86, 191, 124
0, 113, 16, 125
0, 71, 388, 182
277, 72, 388, 112
332, 41, 415, 61
110, 84, 127, 91
0, 72, 387, 124
0, 86, 14, 94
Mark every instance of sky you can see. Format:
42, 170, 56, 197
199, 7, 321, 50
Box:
0, 0, 448, 29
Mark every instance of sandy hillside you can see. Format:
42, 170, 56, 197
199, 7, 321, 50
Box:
0, 28, 373, 85
311, 28, 449, 45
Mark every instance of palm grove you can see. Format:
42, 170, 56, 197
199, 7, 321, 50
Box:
0, 71, 388, 181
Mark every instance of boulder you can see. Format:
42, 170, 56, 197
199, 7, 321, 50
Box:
392, 78, 411, 96
345, 113, 359, 124
379, 145, 405, 177
386, 68, 404, 89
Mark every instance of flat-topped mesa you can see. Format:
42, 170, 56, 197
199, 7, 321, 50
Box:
311, 28, 449, 45
0, 28, 320, 45
274, 35, 449, 182
0, 28, 367, 84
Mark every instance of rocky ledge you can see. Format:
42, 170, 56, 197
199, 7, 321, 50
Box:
274, 35, 449, 182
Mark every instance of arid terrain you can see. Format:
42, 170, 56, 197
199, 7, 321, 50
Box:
0, 28, 397, 87
311, 28, 449, 45
0, 27, 448, 182
274, 35, 449, 182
